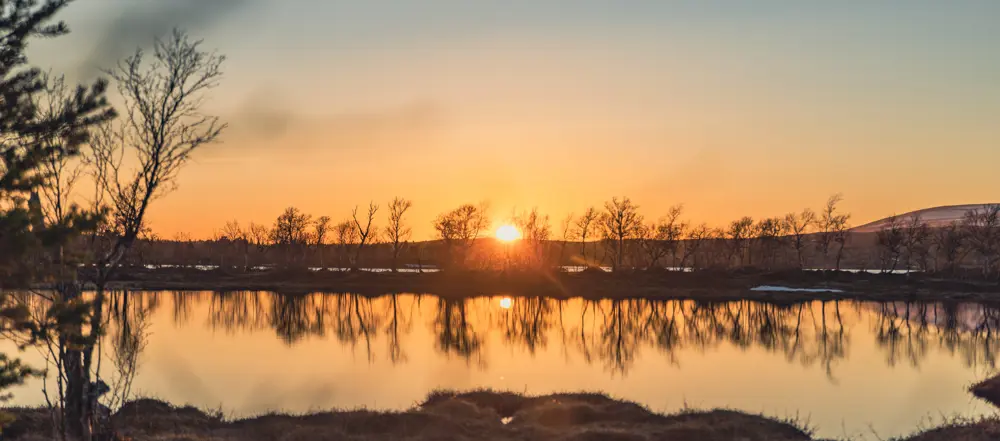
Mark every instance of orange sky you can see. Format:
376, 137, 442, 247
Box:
29, 1, 1000, 239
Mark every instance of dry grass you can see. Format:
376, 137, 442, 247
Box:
4, 390, 999, 440
969, 374, 1000, 407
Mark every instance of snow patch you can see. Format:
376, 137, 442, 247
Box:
750, 285, 844, 293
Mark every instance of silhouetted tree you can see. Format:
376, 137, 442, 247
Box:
313, 216, 331, 268
248, 222, 270, 263
785, 209, 816, 269
270, 207, 311, 266
433, 203, 490, 270
384, 197, 412, 272
557, 213, 576, 268
876, 215, 904, 273
754, 217, 787, 269
351, 202, 379, 270
817, 194, 851, 269
79, 33, 226, 437
726, 217, 754, 267
933, 222, 966, 273
680, 224, 713, 269
639, 205, 686, 269
514, 208, 551, 269
334, 220, 358, 269
221, 220, 249, 270
962, 205, 1000, 278
902, 215, 931, 271
600, 197, 643, 272
575, 207, 599, 268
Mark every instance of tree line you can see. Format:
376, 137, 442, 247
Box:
152, 197, 1000, 278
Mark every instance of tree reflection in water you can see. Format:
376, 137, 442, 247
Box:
497, 297, 553, 355
872, 301, 1000, 370
433, 298, 483, 365
144, 292, 1000, 377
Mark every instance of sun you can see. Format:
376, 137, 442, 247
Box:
495, 224, 522, 242
499, 297, 513, 309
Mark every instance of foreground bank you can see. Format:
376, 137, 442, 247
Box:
90, 267, 1000, 302
4, 390, 997, 441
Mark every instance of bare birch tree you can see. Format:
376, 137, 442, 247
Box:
575, 207, 599, 268
384, 197, 413, 272
816, 194, 851, 270
313, 216, 331, 268
76, 29, 226, 440
352, 202, 379, 270
962, 205, 1000, 278
599, 197, 643, 272
785, 209, 816, 269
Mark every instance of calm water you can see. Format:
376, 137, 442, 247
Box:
6, 292, 1000, 439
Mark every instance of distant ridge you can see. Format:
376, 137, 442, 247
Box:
852, 203, 999, 233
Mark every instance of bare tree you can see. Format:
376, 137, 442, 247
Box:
785, 209, 816, 269
600, 197, 643, 272
70, 29, 226, 439
754, 217, 787, 269
33, 73, 88, 226
962, 205, 1000, 278
933, 222, 966, 274
433, 203, 490, 269
270, 207, 312, 266
575, 207, 599, 268
313, 216, 331, 268
351, 202, 379, 270
638, 206, 686, 270
680, 223, 713, 269
514, 208, 552, 269
91, 30, 226, 273
726, 217, 754, 267
384, 197, 413, 272
901, 215, 931, 271
334, 220, 359, 270
816, 194, 851, 270
876, 215, 904, 273
248, 222, 270, 263
221, 220, 250, 270
557, 213, 576, 269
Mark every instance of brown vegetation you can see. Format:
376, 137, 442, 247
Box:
6, 390, 1000, 441
1, 391, 817, 441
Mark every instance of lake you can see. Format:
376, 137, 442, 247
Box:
5, 292, 999, 439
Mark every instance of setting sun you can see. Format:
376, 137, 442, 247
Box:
495, 224, 522, 242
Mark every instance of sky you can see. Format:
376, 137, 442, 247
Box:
27, 0, 1000, 239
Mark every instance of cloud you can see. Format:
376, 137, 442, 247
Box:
221, 89, 446, 154
77, 0, 252, 79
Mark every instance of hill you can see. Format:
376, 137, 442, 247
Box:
852, 203, 997, 233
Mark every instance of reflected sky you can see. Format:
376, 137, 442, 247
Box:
4, 292, 999, 439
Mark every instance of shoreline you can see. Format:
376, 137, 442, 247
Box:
85, 267, 1000, 303
3, 390, 994, 441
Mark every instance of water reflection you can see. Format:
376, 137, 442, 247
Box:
9, 291, 1000, 438
121, 292, 1000, 376
434, 298, 484, 364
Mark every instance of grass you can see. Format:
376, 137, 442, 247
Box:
4, 390, 999, 440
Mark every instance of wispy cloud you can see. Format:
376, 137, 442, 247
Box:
76, 0, 253, 79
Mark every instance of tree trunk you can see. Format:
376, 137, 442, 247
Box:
58, 281, 93, 441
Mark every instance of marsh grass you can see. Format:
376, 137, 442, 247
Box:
3, 390, 998, 440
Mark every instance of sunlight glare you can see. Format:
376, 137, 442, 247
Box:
499, 297, 513, 309
496, 224, 522, 242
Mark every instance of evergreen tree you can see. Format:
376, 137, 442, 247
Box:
0, 0, 114, 427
